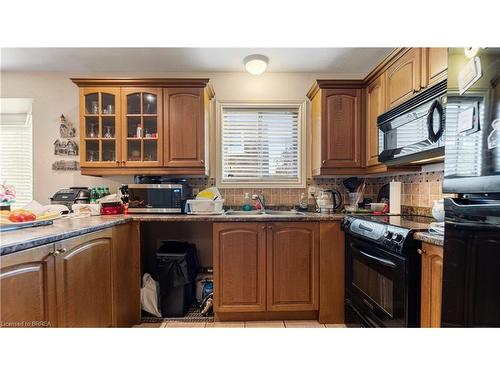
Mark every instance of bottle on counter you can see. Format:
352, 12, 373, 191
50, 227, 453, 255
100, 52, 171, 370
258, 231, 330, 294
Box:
89, 188, 98, 203
242, 192, 252, 211
299, 193, 308, 211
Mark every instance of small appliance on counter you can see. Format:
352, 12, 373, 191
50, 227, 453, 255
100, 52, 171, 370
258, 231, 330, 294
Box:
98, 194, 124, 215
123, 176, 188, 213
315, 189, 342, 214
50, 187, 90, 212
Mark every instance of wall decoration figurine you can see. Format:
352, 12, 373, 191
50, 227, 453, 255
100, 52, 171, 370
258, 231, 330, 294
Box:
54, 139, 79, 156
59, 114, 76, 138
52, 160, 80, 171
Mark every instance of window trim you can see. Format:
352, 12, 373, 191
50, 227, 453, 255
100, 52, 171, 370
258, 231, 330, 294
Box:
216, 100, 306, 188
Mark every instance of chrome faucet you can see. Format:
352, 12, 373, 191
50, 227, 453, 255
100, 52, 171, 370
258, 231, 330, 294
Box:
252, 194, 266, 212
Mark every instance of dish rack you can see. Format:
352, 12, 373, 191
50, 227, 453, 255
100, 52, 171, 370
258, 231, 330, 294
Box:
185, 199, 224, 215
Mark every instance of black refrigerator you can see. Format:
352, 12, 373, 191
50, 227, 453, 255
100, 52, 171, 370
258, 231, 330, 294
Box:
442, 48, 500, 327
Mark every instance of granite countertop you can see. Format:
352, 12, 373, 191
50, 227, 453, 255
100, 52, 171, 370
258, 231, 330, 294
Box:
0, 212, 345, 256
414, 231, 444, 247
0, 215, 132, 256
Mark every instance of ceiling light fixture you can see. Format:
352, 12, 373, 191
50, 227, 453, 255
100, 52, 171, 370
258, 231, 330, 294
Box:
243, 54, 269, 75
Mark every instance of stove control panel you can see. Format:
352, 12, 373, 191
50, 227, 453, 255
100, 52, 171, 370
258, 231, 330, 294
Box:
342, 216, 412, 254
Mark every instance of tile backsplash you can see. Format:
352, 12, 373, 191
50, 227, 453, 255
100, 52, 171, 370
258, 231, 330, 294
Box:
187, 170, 451, 214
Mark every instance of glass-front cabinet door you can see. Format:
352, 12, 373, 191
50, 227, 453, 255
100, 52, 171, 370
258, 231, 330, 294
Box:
80, 87, 121, 167
121, 88, 163, 167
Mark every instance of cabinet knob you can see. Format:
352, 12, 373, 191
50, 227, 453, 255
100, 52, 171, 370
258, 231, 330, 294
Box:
50, 249, 61, 256
417, 248, 426, 255
322, 160, 326, 164
59, 248, 67, 254
200, 160, 204, 164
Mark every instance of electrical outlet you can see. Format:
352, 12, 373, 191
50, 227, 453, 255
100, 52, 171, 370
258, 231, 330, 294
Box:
308, 186, 317, 198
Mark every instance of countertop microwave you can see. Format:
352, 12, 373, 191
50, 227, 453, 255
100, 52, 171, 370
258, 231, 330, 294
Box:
125, 184, 184, 213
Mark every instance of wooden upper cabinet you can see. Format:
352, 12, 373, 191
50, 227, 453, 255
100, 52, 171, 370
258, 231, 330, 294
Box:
386, 48, 421, 108
72, 78, 212, 176
121, 88, 163, 167
55, 230, 113, 327
422, 48, 448, 89
80, 87, 122, 168
420, 243, 443, 328
365, 73, 386, 167
213, 223, 267, 313
0, 244, 57, 327
267, 222, 319, 312
308, 82, 363, 176
163, 87, 205, 169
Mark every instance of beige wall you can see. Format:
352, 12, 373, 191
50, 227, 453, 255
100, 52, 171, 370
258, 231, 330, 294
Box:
1, 71, 360, 203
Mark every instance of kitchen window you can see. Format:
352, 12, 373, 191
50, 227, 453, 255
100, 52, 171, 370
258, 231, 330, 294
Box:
0, 99, 34, 209
216, 101, 306, 188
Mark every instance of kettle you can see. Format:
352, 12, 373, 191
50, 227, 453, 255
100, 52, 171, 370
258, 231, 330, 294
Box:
316, 189, 343, 213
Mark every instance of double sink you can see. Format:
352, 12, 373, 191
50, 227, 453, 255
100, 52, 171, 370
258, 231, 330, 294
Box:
224, 209, 306, 216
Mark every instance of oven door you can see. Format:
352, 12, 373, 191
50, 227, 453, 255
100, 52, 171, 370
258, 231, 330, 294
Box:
346, 235, 406, 327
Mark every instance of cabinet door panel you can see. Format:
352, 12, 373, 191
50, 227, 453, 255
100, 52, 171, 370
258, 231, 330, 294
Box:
121, 88, 163, 167
386, 48, 421, 108
164, 88, 205, 168
366, 74, 386, 166
0, 244, 57, 327
322, 88, 361, 168
80, 87, 121, 168
55, 231, 113, 327
420, 243, 443, 328
213, 223, 266, 313
423, 48, 448, 88
267, 222, 319, 311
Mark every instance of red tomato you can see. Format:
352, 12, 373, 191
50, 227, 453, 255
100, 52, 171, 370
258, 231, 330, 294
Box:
23, 213, 37, 221
8, 213, 25, 222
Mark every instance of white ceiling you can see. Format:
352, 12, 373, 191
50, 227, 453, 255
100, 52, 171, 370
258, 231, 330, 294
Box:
1, 48, 392, 75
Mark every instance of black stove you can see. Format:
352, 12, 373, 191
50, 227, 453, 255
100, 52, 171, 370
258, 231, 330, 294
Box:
342, 214, 432, 254
341, 214, 431, 327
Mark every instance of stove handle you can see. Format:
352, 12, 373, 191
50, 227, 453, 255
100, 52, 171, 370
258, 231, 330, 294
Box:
358, 249, 396, 268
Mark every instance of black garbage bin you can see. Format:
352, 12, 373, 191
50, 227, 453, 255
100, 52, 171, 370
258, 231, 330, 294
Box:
156, 241, 199, 317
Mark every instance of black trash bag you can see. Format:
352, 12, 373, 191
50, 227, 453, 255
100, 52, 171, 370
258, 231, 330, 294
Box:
156, 241, 199, 317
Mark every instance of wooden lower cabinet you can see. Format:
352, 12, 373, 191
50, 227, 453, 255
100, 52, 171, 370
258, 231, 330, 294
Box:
267, 223, 319, 311
213, 223, 267, 313
213, 222, 320, 317
55, 229, 114, 327
0, 243, 57, 327
0, 223, 140, 328
420, 243, 444, 328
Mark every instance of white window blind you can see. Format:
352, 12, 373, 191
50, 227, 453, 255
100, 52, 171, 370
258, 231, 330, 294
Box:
221, 106, 301, 185
0, 112, 33, 209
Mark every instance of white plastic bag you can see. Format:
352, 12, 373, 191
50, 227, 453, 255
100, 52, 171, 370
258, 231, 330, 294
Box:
140, 273, 161, 317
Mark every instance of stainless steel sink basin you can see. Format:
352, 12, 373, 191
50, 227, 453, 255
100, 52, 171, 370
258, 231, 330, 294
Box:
263, 210, 306, 216
224, 210, 264, 216
224, 209, 306, 216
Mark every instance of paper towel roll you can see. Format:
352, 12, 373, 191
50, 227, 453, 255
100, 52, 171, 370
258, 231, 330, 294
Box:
389, 181, 402, 214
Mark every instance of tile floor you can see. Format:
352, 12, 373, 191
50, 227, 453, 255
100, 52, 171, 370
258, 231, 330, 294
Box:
134, 320, 351, 328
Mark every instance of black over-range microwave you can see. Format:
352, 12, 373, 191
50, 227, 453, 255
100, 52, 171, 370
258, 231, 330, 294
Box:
377, 80, 447, 166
